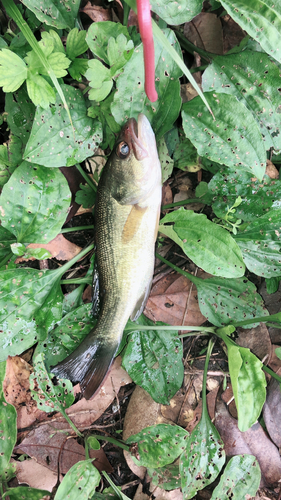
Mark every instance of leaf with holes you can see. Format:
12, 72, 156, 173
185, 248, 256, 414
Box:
122, 315, 183, 405
150, 0, 202, 24
111, 29, 182, 140
182, 93, 266, 180
148, 463, 181, 491
209, 170, 281, 222
86, 22, 132, 66
2, 487, 51, 500
126, 424, 188, 468
54, 459, 100, 500
211, 455, 261, 500
37, 303, 94, 370
5, 87, 35, 148
220, 0, 281, 66
30, 352, 74, 413
193, 275, 268, 327
0, 161, 71, 244
0, 266, 64, 361
159, 208, 245, 278
24, 84, 102, 168
234, 208, 281, 278
157, 138, 174, 183
0, 226, 16, 261
0, 362, 17, 478
202, 51, 281, 151
20, 0, 80, 30
180, 408, 225, 499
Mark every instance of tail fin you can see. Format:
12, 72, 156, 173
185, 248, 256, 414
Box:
51, 334, 119, 400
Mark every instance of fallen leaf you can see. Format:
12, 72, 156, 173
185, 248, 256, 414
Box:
221, 14, 247, 53
60, 166, 86, 223
265, 159, 279, 179
236, 323, 271, 365
14, 458, 62, 491
149, 487, 183, 500
16, 234, 82, 263
162, 181, 173, 207
268, 345, 281, 373
180, 83, 198, 103
134, 484, 149, 500
263, 375, 281, 448
259, 281, 281, 345
185, 385, 220, 433
144, 273, 206, 327
80, 2, 112, 22
215, 391, 281, 487
184, 12, 223, 55
4, 356, 33, 408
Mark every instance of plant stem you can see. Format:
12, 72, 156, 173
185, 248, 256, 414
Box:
75, 163, 97, 192
201, 338, 215, 420
61, 409, 83, 438
161, 198, 202, 209
60, 277, 92, 285
124, 324, 215, 334
55, 243, 95, 279
155, 252, 201, 286
61, 225, 94, 233
0, 251, 13, 268
233, 312, 281, 327
93, 434, 130, 451
262, 365, 281, 383
175, 29, 214, 62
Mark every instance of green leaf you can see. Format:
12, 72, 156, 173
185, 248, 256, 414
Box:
157, 138, 174, 183
0, 161, 71, 244
26, 72, 56, 108
5, 87, 35, 148
75, 183, 96, 209
3, 487, 51, 500
86, 60, 113, 102
182, 93, 266, 180
54, 459, 100, 500
68, 58, 88, 81
266, 276, 281, 294
148, 464, 181, 491
0, 361, 17, 477
159, 208, 245, 278
24, 84, 102, 167
66, 28, 88, 60
86, 22, 131, 65
203, 51, 281, 151
38, 303, 94, 370
0, 226, 16, 260
0, 266, 64, 360
10, 242, 26, 256
30, 352, 74, 412
122, 315, 184, 405
126, 424, 189, 468
20, 0, 80, 30
234, 209, 281, 278
220, 0, 281, 65
211, 455, 261, 500
275, 346, 281, 360
226, 341, 266, 432
150, 0, 202, 24
209, 169, 281, 222
42, 30, 65, 54
111, 29, 182, 140
107, 34, 134, 75
173, 135, 199, 172
0, 48, 27, 92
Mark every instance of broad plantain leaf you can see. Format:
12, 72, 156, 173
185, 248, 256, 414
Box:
0, 362, 17, 478
182, 93, 266, 180
0, 161, 71, 243
211, 455, 261, 500
148, 463, 181, 491
159, 208, 245, 278
54, 459, 100, 500
111, 29, 182, 140
0, 226, 16, 261
24, 84, 102, 168
5, 87, 35, 147
20, 0, 80, 30
202, 51, 281, 151
3, 487, 51, 500
126, 424, 188, 468
122, 315, 183, 405
150, 0, 202, 24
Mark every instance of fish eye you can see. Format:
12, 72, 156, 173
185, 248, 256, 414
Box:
116, 141, 130, 159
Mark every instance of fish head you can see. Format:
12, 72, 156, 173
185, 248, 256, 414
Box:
107, 114, 161, 206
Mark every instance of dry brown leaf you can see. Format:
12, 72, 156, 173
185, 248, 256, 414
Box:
259, 281, 281, 345
80, 2, 112, 21
162, 180, 173, 207
221, 15, 246, 53
144, 273, 206, 327
59, 166, 86, 223
268, 345, 281, 372
133, 484, 150, 500
16, 234, 82, 263
263, 375, 281, 448
265, 159, 279, 179
149, 487, 183, 500
180, 83, 198, 103
215, 394, 281, 487
236, 323, 271, 365
15, 458, 60, 492
184, 13, 223, 54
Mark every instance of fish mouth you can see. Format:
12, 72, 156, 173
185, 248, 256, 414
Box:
122, 114, 155, 161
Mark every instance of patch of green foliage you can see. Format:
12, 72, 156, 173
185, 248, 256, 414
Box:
0, 0, 281, 498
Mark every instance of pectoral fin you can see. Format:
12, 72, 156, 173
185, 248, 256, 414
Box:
122, 204, 147, 244
130, 279, 152, 321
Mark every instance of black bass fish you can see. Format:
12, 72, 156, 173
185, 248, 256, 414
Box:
51, 114, 162, 399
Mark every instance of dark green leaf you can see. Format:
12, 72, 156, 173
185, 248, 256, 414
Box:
68, 58, 88, 82
150, 0, 202, 24
266, 276, 281, 294
66, 28, 88, 60
75, 183, 96, 209
211, 455, 260, 500
209, 170, 281, 222
126, 424, 188, 468
0, 161, 71, 243
0, 362, 17, 478
122, 315, 183, 405
159, 208, 245, 278
3, 487, 51, 500
234, 209, 281, 278
180, 414, 225, 499
111, 29, 182, 140
148, 463, 181, 491
5, 87, 35, 148
24, 84, 102, 168
30, 352, 74, 413
220, 0, 281, 65
0, 266, 64, 360
182, 93, 266, 180
203, 51, 281, 150
54, 459, 100, 500
20, 0, 80, 29
173, 135, 199, 172
0, 226, 16, 261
